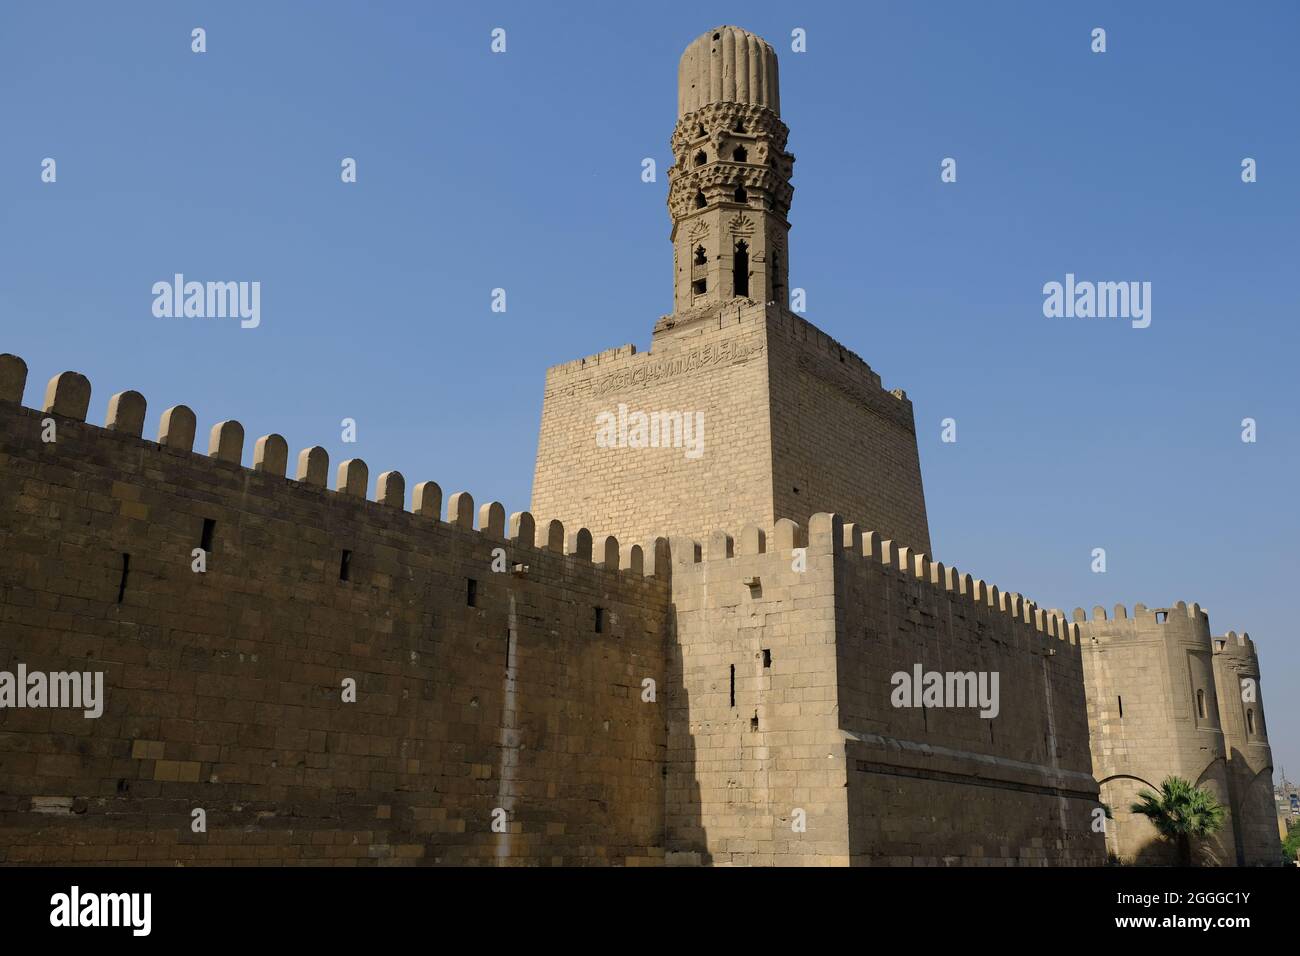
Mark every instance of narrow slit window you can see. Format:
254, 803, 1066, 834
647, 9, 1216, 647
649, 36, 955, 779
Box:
339, 550, 352, 582
116, 553, 130, 603
200, 518, 216, 554
1196, 689, 1206, 719
729, 664, 735, 708
733, 240, 749, 296
762, 648, 771, 668
594, 606, 604, 633
467, 578, 477, 607
1246, 708, 1255, 734
1117, 695, 1123, 718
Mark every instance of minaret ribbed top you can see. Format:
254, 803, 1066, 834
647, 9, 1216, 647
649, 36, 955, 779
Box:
677, 26, 780, 118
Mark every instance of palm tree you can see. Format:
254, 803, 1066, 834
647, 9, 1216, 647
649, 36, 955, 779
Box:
1130, 776, 1226, 866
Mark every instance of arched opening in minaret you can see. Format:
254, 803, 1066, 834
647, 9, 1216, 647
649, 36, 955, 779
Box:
694, 191, 706, 209
694, 150, 707, 167
733, 241, 749, 297
693, 245, 706, 266
733, 119, 745, 133
733, 185, 747, 203
697, 123, 706, 137
732, 146, 747, 163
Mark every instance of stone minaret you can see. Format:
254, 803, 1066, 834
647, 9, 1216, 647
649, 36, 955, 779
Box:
665, 26, 795, 320
534, 25, 933, 558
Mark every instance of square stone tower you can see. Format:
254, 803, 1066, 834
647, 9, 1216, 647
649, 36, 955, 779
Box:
531, 26, 931, 553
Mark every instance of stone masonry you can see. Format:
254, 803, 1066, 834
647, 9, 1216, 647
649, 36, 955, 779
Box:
0, 25, 1278, 865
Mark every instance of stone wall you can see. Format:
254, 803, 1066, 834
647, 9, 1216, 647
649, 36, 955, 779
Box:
0, 361, 671, 865
766, 311, 931, 554
531, 303, 931, 556
0, 352, 1272, 867
831, 518, 1102, 865
1078, 604, 1242, 865
531, 300, 774, 547
664, 518, 849, 865
1213, 631, 1278, 865
663, 510, 1102, 866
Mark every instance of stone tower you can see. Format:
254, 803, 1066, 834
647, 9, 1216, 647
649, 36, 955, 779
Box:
665, 26, 794, 321
1077, 602, 1277, 865
532, 26, 932, 554
1212, 630, 1278, 864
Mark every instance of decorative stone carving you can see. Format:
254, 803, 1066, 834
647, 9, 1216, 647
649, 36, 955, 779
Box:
728, 213, 755, 236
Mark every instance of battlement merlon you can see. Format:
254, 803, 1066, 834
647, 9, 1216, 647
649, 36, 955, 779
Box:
1214, 630, 1259, 660
0, 353, 673, 582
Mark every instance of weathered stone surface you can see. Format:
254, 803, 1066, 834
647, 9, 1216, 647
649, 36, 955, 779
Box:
0, 25, 1273, 870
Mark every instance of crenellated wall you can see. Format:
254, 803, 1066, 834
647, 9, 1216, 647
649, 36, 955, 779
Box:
1, 21, 1281, 871
0, 351, 1274, 867
663, 511, 1102, 866
830, 518, 1101, 864
663, 516, 848, 865
1076, 602, 1252, 865
0, 355, 672, 865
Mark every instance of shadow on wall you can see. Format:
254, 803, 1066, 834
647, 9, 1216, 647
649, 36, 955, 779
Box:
1120, 838, 1229, 867
1226, 752, 1281, 866
659, 543, 711, 866
1101, 771, 1234, 866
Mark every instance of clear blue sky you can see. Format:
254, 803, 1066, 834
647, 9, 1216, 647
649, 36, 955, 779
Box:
2, 2, 1296, 780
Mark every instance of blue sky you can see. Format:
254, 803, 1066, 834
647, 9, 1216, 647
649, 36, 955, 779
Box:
2, 2, 1296, 780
